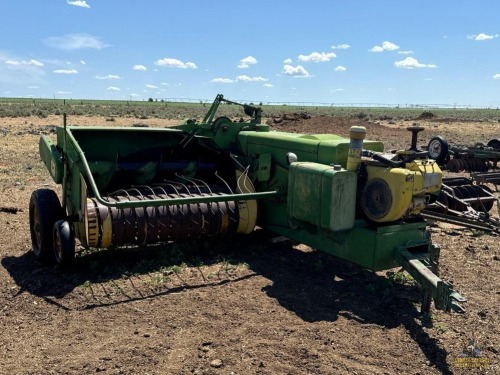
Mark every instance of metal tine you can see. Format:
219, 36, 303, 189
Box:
161, 180, 193, 220
176, 175, 217, 222
163, 179, 192, 197
174, 175, 204, 226
214, 171, 234, 194
213, 171, 238, 216
131, 185, 158, 200
109, 188, 132, 201
236, 166, 252, 193
175, 174, 203, 196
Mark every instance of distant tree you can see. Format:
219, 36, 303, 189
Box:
148, 98, 153, 102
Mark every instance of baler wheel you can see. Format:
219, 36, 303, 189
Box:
53, 220, 75, 266
29, 189, 64, 264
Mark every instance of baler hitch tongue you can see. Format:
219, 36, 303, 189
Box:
438, 282, 466, 313
397, 247, 466, 313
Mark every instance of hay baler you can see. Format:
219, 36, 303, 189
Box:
30, 94, 465, 313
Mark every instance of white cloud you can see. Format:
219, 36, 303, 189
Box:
467, 33, 499, 41
133, 64, 147, 71
80, 60, 86, 65
298, 52, 336, 62
394, 57, 437, 69
5, 59, 44, 66
28, 85, 39, 89
210, 78, 234, 83
370, 41, 400, 52
263, 83, 274, 88
210, 76, 268, 83
160, 82, 169, 86
283, 58, 293, 64
236, 75, 268, 82
332, 88, 344, 92
0, 53, 45, 85
43, 33, 109, 50
96, 74, 121, 80
283, 64, 310, 77
56, 91, 71, 94
145, 84, 158, 89
397, 50, 414, 55
334, 65, 346, 72
67, 0, 90, 8
106, 86, 120, 91
493, 74, 500, 79
155, 58, 197, 69
331, 44, 350, 49
53, 69, 78, 74
238, 56, 258, 68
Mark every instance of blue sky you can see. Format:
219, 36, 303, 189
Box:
1, 0, 499, 107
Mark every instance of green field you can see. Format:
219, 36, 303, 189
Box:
1, 97, 499, 122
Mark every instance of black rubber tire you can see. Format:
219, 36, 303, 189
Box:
29, 189, 64, 264
487, 138, 500, 149
53, 220, 75, 267
427, 136, 449, 164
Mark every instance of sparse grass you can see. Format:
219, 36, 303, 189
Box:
386, 270, 415, 285
1, 97, 500, 122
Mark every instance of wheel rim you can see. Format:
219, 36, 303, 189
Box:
429, 140, 441, 159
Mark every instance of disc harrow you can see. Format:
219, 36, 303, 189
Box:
427, 136, 500, 172
423, 177, 500, 234
446, 157, 489, 173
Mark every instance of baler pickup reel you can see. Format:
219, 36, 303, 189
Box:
33, 110, 276, 265
30, 95, 466, 314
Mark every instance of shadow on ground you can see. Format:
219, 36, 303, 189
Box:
1, 229, 452, 374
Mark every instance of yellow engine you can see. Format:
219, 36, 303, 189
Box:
361, 159, 442, 223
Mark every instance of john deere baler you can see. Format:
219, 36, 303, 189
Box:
30, 94, 465, 313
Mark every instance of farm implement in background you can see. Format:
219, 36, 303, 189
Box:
426, 135, 500, 172
420, 135, 500, 233
30, 94, 466, 314
422, 176, 500, 235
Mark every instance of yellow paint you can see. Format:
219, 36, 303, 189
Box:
365, 159, 442, 222
235, 170, 258, 234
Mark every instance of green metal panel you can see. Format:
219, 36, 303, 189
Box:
263, 219, 429, 271
257, 153, 272, 182
288, 162, 356, 232
39, 136, 63, 183
57, 127, 185, 162
239, 131, 321, 165
321, 168, 356, 231
238, 131, 384, 168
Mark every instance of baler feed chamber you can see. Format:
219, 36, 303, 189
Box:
60, 127, 274, 248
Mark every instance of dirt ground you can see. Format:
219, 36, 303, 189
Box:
0, 114, 498, 375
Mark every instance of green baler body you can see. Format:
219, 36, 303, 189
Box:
35, 94, 466, 312
233, 130, 417, 271
37, 121, 424, 272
